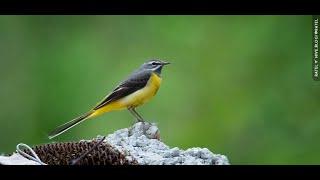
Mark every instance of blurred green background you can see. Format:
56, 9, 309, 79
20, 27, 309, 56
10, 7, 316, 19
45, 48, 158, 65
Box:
0, 15, 318, 164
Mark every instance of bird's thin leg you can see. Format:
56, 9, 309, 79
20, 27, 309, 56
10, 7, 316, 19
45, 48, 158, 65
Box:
128, 108, 143, 122
131, 108, 148, 135
132, 108, 145, 122
127, 107, 147, 135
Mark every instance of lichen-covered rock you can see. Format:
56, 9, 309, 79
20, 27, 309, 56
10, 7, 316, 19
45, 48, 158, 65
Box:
104, 122, 230, 165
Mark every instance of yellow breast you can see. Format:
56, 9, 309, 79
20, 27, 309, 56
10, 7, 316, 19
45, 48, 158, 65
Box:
120, 72, 162, 107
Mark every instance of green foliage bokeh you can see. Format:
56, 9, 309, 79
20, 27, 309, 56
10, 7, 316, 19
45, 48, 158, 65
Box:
0, 15, 318, 164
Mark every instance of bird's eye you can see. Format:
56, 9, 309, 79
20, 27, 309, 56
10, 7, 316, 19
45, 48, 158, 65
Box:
151, 62, 157, 65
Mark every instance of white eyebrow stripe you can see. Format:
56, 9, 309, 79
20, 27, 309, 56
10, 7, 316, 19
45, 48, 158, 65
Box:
150, 66, 161, 71
148, 60, 156, 64
149, 60, 162, 64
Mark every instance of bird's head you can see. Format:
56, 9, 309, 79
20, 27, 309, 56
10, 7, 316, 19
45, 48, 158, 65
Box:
140, 59, 170, 75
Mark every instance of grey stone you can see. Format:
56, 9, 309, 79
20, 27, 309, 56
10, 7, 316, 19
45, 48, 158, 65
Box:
104, 122, 230, 165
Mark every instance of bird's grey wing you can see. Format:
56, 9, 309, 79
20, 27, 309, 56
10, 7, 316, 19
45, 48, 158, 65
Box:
93, 70, 151, 110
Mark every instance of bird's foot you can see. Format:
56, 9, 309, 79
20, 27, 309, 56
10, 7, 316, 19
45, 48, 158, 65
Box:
130, 118, 144, 126
137, 118, 145, 123
129, 121, 160, 140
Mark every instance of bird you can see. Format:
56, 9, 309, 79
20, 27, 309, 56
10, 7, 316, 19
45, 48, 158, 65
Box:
48, 59, 170, 139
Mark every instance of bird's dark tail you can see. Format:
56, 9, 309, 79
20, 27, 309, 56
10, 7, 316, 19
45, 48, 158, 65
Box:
48, 111, 94, 139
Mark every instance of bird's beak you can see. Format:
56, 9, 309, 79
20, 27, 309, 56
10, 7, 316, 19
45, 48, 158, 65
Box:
161, 61, 171, 65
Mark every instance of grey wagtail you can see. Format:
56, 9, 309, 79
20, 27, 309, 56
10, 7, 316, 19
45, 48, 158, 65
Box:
48, 59, 170, 139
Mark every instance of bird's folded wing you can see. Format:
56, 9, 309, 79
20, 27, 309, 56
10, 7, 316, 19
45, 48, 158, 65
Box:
93, 70, 151, 110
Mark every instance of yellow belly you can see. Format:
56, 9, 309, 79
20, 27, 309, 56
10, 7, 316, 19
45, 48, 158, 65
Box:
90, 73, 162, 117
120, 72, 162, 107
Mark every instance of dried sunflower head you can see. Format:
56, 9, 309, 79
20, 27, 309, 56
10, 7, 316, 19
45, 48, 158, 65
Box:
21, 139, 138, 165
